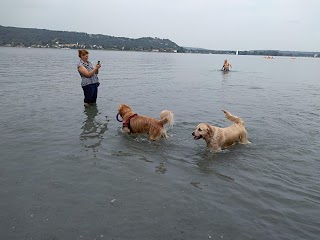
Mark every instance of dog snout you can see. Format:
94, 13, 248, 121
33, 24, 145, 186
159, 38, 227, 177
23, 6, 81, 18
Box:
192, 132, 195, 136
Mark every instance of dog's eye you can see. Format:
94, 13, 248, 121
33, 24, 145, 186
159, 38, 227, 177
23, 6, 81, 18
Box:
198, 128, 202, 131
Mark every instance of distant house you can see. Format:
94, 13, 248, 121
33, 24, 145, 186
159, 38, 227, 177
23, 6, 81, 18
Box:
62, 43, 78, 48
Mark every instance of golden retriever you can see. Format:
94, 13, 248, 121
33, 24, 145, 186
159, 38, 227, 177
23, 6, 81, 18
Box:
117, 104, 174, 141
192, 110, 249, 152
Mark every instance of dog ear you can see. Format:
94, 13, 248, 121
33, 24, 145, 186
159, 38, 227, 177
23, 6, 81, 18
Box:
206, 124, 214, 138
118, 105, 123, 113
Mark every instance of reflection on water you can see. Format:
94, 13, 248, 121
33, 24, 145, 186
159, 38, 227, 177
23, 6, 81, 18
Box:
195, 151, 235, 182
80, 106, 109, 152
190, 181, 203, 189
221, 70, 232, 81
155, 161, 167, 174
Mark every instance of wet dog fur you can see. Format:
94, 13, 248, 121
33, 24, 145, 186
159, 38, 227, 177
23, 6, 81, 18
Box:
118, 104, 174, 141
192, 110, 249, 152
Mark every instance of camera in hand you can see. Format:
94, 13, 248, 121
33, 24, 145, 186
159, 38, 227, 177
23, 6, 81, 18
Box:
98, 61, 100, 65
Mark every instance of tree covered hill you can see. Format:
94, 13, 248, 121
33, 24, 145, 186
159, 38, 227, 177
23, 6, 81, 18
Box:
1, 25, 319, 57
0, 25, 185, 52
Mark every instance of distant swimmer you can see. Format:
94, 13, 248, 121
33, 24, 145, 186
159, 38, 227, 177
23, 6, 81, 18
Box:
222, 59, 232, 71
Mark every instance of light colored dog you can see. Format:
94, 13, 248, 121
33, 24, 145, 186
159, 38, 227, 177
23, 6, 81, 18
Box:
192, 110, 249, 152
117, 104, 174, 141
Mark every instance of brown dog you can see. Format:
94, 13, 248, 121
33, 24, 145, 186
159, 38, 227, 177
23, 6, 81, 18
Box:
117, 104, 174, 141
192, 110, 249, 152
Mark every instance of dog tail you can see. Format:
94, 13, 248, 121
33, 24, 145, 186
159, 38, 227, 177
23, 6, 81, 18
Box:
160, 110, 174, 128
222, 110, 244, 126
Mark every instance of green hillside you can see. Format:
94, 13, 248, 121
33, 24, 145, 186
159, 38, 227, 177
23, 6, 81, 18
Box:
0, 25, 185, 52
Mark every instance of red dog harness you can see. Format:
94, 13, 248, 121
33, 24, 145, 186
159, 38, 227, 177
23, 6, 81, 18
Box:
122, 114, 137, 132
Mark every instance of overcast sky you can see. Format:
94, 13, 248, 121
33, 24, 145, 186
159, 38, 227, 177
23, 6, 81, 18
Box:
1, 0, 319, 51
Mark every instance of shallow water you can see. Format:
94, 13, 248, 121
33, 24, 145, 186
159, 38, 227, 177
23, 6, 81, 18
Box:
0, 47, 319, 240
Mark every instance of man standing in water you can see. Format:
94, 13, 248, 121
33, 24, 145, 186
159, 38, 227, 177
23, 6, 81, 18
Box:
222, 59, 232, 72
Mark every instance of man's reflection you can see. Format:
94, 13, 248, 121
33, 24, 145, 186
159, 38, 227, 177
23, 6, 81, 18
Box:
80, 106, 108, 152
221, 69, 231, 80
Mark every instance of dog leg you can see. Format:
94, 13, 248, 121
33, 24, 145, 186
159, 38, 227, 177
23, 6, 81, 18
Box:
240, 131, 249, 144
149, 135, 160, 141
149, 128, 162, 141
211, 146, 222, 153
123, 127, 131, 133
161, 130, 168, 138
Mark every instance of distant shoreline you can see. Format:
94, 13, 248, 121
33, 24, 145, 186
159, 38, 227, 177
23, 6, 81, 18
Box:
1, 45, 319, 58
1, 25, 319, 58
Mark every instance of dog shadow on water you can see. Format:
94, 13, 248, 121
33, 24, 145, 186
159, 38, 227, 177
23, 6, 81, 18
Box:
80, 106, 109, 152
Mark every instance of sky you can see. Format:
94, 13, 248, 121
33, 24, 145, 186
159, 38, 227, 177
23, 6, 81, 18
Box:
1, 0, 319, 51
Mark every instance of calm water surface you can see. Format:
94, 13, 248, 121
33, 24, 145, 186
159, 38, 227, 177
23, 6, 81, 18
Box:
0, 47, 319, 240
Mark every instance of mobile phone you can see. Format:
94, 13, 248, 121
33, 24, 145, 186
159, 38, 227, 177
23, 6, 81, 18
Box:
98, 61, 100, 65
